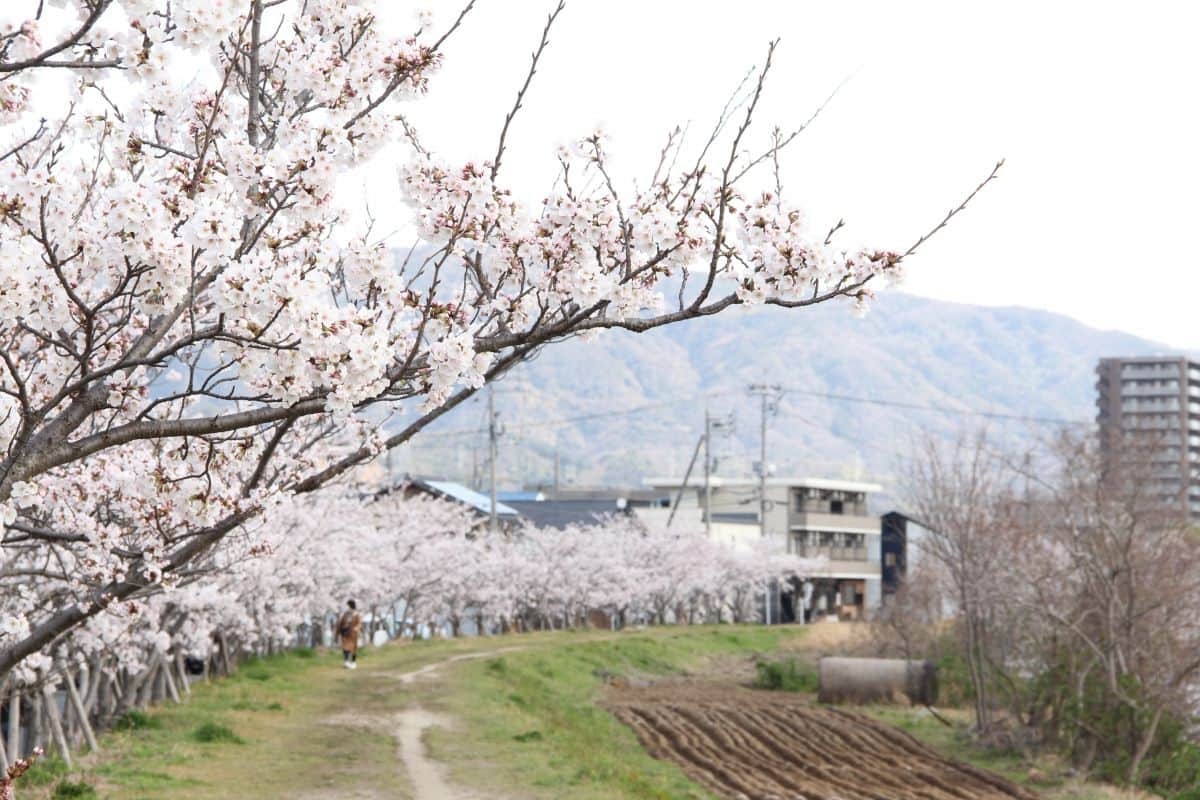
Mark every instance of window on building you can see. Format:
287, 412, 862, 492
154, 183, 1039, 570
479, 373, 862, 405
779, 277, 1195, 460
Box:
794, 530, 867, 561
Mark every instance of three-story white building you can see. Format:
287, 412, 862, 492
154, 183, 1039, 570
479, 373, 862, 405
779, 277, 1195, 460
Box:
644, 476, 883, 621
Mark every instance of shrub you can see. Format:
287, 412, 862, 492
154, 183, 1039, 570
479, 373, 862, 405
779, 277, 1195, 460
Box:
191, 721, 244, 744
931, 649, 974, 708
752, 659, 818, 693
113, 710, 160, 731
1141, 730, 1200, 798
53, 780, 98, 799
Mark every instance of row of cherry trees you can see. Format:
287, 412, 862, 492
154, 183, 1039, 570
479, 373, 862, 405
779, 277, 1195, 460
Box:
0, 486, 815, 771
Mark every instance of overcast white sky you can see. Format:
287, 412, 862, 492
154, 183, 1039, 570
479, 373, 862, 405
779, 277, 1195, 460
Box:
394, 1, 1200, 349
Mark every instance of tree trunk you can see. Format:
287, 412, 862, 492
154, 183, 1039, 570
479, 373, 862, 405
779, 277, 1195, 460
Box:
0, 703, 9, 772
1127, 706, 1164, 785
174, 652, 191, 696
41, 686, 72, 768
160, 655, 181, 704
6, 690, 21, 761
29, 690, 43, 754
65, 672, 99, 753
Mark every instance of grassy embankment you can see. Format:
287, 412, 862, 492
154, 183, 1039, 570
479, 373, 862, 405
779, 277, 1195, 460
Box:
425, 626, 801, 799
18, 625, 1152, 800
17, 626, 799, 799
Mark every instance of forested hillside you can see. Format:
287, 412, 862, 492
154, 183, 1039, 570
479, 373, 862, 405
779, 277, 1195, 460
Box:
394, 293, 1174, 488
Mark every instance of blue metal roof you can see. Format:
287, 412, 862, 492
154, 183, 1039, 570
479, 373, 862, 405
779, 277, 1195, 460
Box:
505, 499, 624, 530
425, 481, 520, 517
497, 490, 545, 502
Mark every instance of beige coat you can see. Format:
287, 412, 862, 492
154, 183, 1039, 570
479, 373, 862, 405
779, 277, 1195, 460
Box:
337, 611, 362, 653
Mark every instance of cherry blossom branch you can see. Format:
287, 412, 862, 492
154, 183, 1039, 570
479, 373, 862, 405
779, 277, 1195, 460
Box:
0, 1, 117, 73
901, 159, 1005, 260
491, 1, 565, 180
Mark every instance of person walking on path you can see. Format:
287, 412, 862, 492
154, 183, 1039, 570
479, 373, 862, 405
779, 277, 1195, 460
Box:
337, 599, 362, 669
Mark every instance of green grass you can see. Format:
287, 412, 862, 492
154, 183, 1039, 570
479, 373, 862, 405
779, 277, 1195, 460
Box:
112, 710, 161, 731
427, 626, 807, 800
189, 721, 243, 744
51, 780, 98, 799
13, 624, 1136, 800
19, 647, 406, 799
17, 628, 789, 800
21, 755, 70, 787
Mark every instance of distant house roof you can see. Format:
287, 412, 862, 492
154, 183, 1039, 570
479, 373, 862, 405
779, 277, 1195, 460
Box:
709, 512, 759, 524
497, 490, 545, 502
644, 476, 884, 494
506, 499, 627, 530
882, 510, 936, 534
402, 478, 520, 517
526, 487, 668, 505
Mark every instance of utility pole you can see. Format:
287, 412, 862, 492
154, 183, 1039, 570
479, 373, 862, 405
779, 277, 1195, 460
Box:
748, 382, 783, 624
487, 383, 499, 533
667, 432, 704, 529
703, 408, 735, 539
704, 409, 712, 538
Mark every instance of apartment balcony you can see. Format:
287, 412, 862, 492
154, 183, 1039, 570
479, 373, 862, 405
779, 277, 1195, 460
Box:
788, 511, 879, 533
1122, 364, 1181, 379
1120, 383, 1179, 397
1121, 417, 1180, 431
804, 559, 882, 579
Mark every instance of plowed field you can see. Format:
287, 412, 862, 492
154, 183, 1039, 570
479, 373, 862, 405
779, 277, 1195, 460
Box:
607, 685, 1039, 800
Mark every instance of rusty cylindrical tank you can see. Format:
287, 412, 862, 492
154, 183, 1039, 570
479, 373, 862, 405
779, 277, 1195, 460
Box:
817, 657, 938, 706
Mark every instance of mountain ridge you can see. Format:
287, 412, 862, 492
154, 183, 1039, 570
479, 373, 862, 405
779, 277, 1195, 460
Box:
391, 292, 1180, 489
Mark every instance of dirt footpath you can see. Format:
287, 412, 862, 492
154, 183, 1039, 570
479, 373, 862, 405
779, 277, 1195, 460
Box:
606, 683, 1040, 800
388, 649, 528, 800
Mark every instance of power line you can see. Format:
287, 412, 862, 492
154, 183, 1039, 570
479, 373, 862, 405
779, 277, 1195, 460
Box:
399, 390, 743, 446
778, 387, 1087, 426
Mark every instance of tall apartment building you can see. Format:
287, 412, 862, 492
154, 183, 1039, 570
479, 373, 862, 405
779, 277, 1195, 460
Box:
1096, 356, 1200, 518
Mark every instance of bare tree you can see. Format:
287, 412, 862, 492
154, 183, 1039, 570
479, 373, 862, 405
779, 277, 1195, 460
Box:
1025, 431, 1200, 783
904, 425, 1200, 788
902, 429, 1025, 732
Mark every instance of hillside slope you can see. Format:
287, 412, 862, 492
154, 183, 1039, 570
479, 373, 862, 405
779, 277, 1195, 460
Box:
394, 293, 1173, 488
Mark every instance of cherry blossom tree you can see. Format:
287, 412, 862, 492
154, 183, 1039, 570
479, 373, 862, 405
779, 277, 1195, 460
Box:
0, 0, 995, 684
